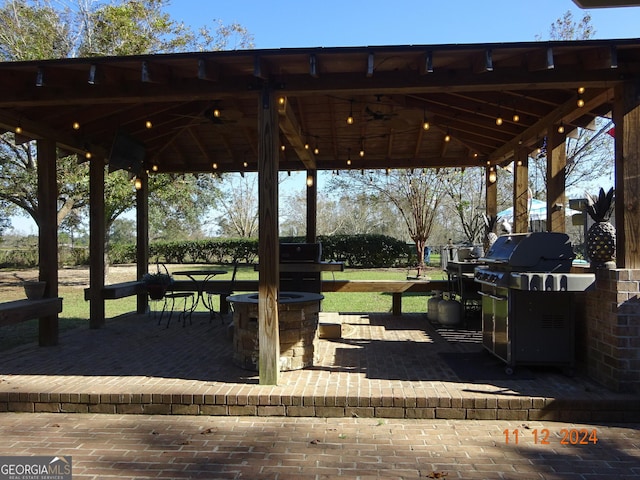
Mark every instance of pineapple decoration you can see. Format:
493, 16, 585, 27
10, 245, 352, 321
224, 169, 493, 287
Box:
585, 187, 616, 268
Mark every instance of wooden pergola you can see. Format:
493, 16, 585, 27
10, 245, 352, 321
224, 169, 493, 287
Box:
1, 38, 639, 387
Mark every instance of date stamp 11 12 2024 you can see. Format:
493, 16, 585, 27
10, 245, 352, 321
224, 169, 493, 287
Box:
503, 427, 599, 445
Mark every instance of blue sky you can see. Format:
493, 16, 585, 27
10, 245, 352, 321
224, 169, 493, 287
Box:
166, 0, 640, 48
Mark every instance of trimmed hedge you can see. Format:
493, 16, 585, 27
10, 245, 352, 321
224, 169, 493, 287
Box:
1, 235, 412, 268
111, 234, 411, 268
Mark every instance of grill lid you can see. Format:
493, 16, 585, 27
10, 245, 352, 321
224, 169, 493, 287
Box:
481, 232, 575, 272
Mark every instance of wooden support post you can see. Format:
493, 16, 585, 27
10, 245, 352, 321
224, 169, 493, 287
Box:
392, 293, 402, 316
614, 83, 640, 268
485, 166, 497, 218
36, 139, 58, 346
258, 86, 280, 385
136, 171, 149, 314
306, 169, 317, 244
513, 149, 529, 233
89, 157, 106, 328
547, 127, 567, 233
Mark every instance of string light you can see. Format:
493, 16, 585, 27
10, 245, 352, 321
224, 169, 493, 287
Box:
512, 111, 520, 122
306, 175, 314, 187
72, 121, 80, 130
15, 125, 22, 134
346, 100, 354, 125
444, 130, 451, 142
145, 120, 153, 128
134, 177, 142, 190
346, 148, 352, 166
152, 164, 159, 172
557, 122, 565, 134
422, 109, 430, 130
577, 96, 585, 108
495, 115, 503, 126
212, 162, 218, 170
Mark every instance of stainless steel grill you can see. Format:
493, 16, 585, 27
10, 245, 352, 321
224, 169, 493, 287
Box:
473, 232, 594, 375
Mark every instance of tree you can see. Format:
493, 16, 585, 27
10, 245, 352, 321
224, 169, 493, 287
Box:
0, 0, 252, 243
328, 169, 447, 266
281, 186, 404, 238
214, 173, 260, 238
441, 168, 489, 245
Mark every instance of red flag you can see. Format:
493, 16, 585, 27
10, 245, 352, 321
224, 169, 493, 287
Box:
607, 127, 615, 138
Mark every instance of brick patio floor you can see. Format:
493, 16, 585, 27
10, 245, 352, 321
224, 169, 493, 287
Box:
0, 311, 638, 421
0, 412, 639, 479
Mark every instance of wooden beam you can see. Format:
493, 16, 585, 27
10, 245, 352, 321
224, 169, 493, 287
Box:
197, 58, 220, 81
547, 127, 567, 233
258, 86, 280, 385
254, 55, 269, 80
527, 47, 555, 71
489, 88, 612, 163
306, 169, 317, 243
141, 61, 170, 83
614, 82, 640, 268
486, 166, 497, 218
277, 96, 316, 169
513, 149, 529, 234
136, 171, 149, 314
89, 158, 106, 328
580, 45, 618, 70
367, 53, 375, 77
419, 51, 434, 74
309, 54, 319, 78
36, 138, 59, 346
473, 49, 494, 73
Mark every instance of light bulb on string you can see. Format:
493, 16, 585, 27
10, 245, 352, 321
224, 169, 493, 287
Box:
346, 100, 354, 125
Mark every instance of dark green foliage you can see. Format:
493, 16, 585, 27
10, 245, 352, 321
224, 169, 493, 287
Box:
109, 234, 410, 268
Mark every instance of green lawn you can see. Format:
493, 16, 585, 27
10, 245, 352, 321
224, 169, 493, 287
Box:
0, 264, 447, 351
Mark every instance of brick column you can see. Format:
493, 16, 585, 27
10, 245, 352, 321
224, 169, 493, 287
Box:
583, 268, 640, 393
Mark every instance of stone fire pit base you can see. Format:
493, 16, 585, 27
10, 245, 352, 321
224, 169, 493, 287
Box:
228, 292, 324, 371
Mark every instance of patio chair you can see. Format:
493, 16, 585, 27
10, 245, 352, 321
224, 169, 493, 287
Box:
204, 262, 239, 324
153, 263, 195, 328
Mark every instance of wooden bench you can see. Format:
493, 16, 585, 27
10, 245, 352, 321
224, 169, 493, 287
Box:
0, 297, 63, 346
171, 278, 449, 316
84, 281, 145, 301
84, 278, 449, 316
321, 279, 450, 315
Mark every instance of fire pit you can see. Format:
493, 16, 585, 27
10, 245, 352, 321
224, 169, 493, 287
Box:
228, 291, 324, 371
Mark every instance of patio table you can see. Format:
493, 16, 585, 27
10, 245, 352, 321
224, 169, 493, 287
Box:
171, 269, 227, 319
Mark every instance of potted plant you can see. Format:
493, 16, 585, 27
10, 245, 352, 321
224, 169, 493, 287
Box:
142, 272, 172, 300
23, 280, 46, 300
